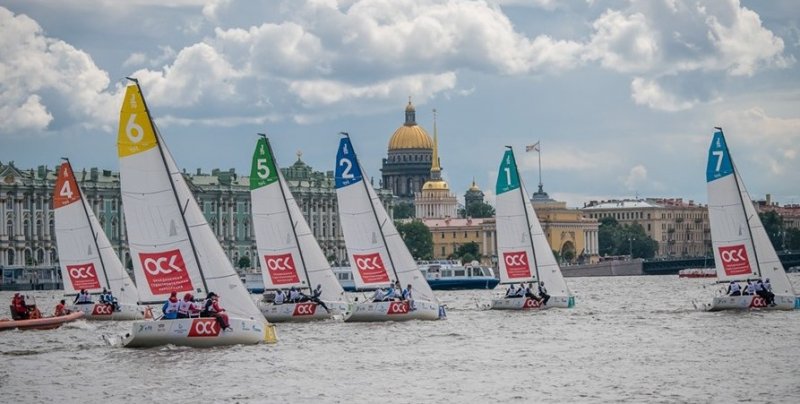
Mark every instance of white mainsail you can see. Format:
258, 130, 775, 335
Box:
118, 83, 262, 320
706, 129, 795, 296
495, 149, 570, 297
334, 135, 437, 304
53, 161, 139, 304
250, 136, 345, 303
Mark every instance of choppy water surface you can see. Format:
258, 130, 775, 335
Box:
2, 274, 799, 403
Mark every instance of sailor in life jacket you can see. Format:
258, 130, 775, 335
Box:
273, 289, 286, 305
162, 291, 180, 320
727, 281, 741, 296
177, 293, 199, 319
744, 280, 756, 296
203, 292, 231, 331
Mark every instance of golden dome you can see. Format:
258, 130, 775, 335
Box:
388, 99, 434, 151
422, 180, 449, 190
469, 178, 480, 191
389, 125, 434, 150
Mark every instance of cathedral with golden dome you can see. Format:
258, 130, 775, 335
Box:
414, 109, 458, 219
380, 99, 435, 203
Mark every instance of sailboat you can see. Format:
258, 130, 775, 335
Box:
335, 133, 445, 321
702, 127, 799, 311
490, 147, 574, 310
116, 79, 276, 347
53, 159, 148, 320
250, 135, 351, 322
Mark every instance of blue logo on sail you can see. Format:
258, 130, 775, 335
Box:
706, 130, 733, 182
335, 137, 363, 188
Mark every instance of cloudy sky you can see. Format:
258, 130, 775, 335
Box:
1, 0, 798, 207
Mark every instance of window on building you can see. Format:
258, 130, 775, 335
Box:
7, 219, 13, 235
440, 233, 444, 239
441, 246, 445, 256
23, 220, 30, 238
464, 232, 468, 238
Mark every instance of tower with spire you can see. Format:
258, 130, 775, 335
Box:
464, 178, 485, 208
380, 98, 435, 203
415, 109, 458, 219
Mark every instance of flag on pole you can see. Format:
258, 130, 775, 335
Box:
526, 141, 540, 152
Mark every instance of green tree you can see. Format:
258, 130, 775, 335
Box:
237, 256, 251, 269
396, 220, 433, 260
615, 222, 658, 259
785, 228, 800, 250
759, 211, 785, 251
393, 202, 415, 219
598, 216, 620, 256
453, 241, 480, 261
464, 202, 495, 218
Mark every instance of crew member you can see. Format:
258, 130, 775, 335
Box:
54, 299, 69, 317
402, 284, 416, 311
727, 281, 741, 296
203, 292, 231, 331
161, 291, 180, 320
309, 284, 330, 313
177, 293, 199, 318
538, 281, 550, 306
273, 289, 286, 305
11, 293, 28, 320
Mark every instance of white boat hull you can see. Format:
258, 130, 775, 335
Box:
345, 300, 443, 322
259, 301, 352, 322
490, 296, 574, 310
703, 295, 798, 311
69, 303, 148, 321
121, 317, 276, 348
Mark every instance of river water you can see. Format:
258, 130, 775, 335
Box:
2, 274, 799, 403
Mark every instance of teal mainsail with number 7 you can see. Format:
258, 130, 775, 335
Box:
491, 148, 573, 310
702, 128, 798, 311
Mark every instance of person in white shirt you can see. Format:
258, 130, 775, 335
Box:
273, 289, 286, 305
744, 280, 756, 296
514, 283, 526, 298
289, 287, 302, 303
727, 281, 741, 296
372, 287, 385, 302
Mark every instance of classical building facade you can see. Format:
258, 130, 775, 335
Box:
414, 112, 458, 219
0, 158, 393, 272
582, 198, 711, 257
380, 100, 434, 203
420, 217, 496, 264
531, 185, 599, 264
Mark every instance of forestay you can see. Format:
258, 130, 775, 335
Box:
250, 137, 345, 303
53, 161, 139, 304
334, 136, 436, 303
706, 129, 795, 296
117, 84, 262, 320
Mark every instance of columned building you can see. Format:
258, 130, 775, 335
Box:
414, 111, 458, 219
530, 185, 599, 264
380, 100, 434, 203
0, 159, 393, 274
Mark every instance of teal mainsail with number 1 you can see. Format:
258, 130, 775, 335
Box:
491, 148, 574, 310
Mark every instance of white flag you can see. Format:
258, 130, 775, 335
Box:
526, 142, 540, 152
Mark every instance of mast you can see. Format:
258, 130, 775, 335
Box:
507, 146, 541, 282
717, 127, 762, 278
342, 132, 402, 284
126, 77, 210, 297
259, 133, 313, 289
64, 158, 112, 292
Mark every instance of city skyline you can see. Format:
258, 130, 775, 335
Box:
1, 1, 799, 208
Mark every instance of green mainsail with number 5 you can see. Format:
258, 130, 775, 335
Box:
250, 137, 279, 190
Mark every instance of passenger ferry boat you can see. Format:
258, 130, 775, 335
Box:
331, 261, 499, 291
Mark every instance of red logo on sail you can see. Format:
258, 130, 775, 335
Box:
718, 245, 751, 276
264, 253, 300, 285
292, 302, 318, 316
353, 253, 390, 283
504, 251, 531, 279
523, 298, 542, 309
66, 263, 101, 290
387, 301, 409, 315
139, 249, 193, 295
188, 318, 220, 337
92, 304, 114, 316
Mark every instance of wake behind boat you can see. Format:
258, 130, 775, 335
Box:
489, 147, 574, 311
53, 160, 148, 321
701, 128, 799, 311
335, 134, 445, 322
115, 79, 276, 347
249, 135, 351, 322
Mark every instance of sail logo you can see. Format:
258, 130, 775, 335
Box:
387, 301, 409, 315
264, 253, 301, 285
66, 263, 101, 290
750, 296, 768, 308
188, 318, 220, 337
504, 252, 531, 279
523, 298, 542, 309
139, 249, 193, 295
292, 302, 318, 316
353, 253, 390, 283
92, 304, 114, 315
718, 245, 751, 276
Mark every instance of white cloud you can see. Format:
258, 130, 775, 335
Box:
0, 7, 119, 135
630, 77, 696, 111
623, 164, 647, 191
584, 10, 659, 73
